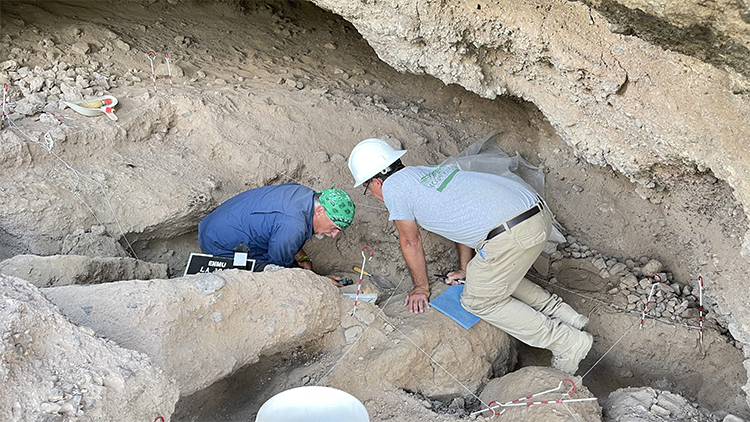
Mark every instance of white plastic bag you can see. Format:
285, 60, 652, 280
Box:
440, 130, 567, 243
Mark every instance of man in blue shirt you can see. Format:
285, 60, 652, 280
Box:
198, 184, 355, 284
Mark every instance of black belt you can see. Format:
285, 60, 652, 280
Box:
486, 203, 542, 240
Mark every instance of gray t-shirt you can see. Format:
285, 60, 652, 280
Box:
383, 166, 539, 248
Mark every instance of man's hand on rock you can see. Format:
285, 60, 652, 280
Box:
404, 286, 430, 313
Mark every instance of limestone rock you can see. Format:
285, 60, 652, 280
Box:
0, 255, 167, 288
325, 283, 516, 401
62, 228, 131, 257
0, 274, 178, 422
43, 269, 341, 395
479, 366, 601, 421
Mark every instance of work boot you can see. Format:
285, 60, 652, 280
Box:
551, 331, 593, 374
550, 303, 589, 330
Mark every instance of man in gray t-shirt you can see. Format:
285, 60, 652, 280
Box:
347, 138, 593, 375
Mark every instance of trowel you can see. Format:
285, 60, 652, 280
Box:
353, 266, 396, 289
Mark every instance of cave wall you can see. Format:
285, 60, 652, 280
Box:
309, 0, 750, 254
306, 0, 750, 404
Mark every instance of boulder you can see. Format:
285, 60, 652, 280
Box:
478, 366, 600, 421
0, 274, 178, 421
43, 268, 341, 395
0, 254, 167, 287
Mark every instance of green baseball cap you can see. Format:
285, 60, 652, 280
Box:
317, 187, 355, 230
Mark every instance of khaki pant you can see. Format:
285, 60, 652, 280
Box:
461, 205, 580, 355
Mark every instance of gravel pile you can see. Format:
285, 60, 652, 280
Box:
552, 235, 713, 330
1, 57, 117, 120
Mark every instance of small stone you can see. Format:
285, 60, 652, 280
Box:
71, 41, 90, 55
572, 184, 583, 192
345, 326, 363, 343
681, 308, 699, 319
313, 151, 329, 162
641, 259, 663, 275
351, 67, 366, 75
449, 397, 465, 410
1, 59, 18, 71
620, 274, 639, 288
115, 39, 130, 51
650, 404, 670, 417
592, 257, 606, 270
193, 270, 227, 294
323, 43, 337, 50
627, 294, 640, 304
40, 402, 61, 413
618, 367, 633, 378
607, 287, 619, 295
212, 312, 223, 323
609, 262, 627, 275
421, 400, 432, 409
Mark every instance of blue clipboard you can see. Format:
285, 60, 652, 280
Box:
429, 284, 480, 329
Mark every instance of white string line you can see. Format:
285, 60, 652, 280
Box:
6, 116, 139, 258
563, 401, 580, 422
316, 273, 407, 384
376, 312, 490, 409
576, 318, 639, 387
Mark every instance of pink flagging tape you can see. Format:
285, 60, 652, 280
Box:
639, 273, 662, 329
352, 245, 373, 316
473, 379, 596, 417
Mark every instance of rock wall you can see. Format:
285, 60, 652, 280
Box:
0, 254, 167, 287
43, 269, 342, 395
308, 0, 750, 256
1, 274, 179, 422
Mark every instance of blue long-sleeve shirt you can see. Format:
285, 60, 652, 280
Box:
198, 184, 314, 267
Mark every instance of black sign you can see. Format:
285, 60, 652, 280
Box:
183, 253, 256, 276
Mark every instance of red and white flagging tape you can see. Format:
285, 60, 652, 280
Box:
147, 50, 158, 93
639, 273, 662, 329
471, 379, 597, 417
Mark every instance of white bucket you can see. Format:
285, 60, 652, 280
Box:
255, 386, 369, 422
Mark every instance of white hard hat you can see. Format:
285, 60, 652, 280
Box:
255, 386, 369, 422
348, 138, 407, 187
